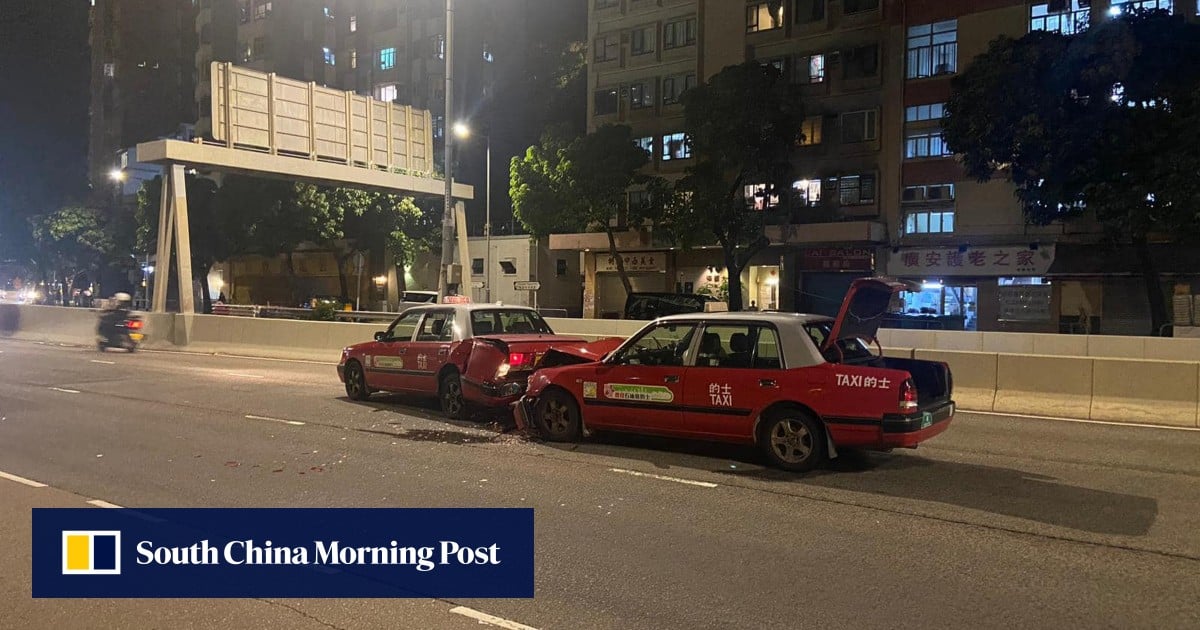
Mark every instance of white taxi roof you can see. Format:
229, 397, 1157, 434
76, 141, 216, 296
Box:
647, 311, 834, 368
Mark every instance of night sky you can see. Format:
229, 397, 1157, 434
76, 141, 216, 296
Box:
0, 1, 92, 231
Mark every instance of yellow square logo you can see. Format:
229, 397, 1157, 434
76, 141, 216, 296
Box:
61, 531, 121, 575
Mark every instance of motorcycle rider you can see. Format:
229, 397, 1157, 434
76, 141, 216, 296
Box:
98, 292, 133, 344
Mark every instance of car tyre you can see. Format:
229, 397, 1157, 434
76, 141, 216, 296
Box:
439, 371, 467, 420
344, 360, 371, 401
759, 410, 826, 472
534, 388, 583, 442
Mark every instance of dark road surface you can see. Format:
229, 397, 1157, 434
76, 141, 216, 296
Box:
1, 338, 1198, 629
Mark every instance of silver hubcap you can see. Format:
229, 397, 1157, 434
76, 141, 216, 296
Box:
542, 400, 571, 435
769, 419, 813, 464
347, 367, 362, 396
444, 380, 462, 415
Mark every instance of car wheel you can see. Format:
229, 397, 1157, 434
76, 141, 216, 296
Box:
439, 372, 467, 420
759, 411, 826, 472
534, 389, 583, 442
344, 361, 371, 401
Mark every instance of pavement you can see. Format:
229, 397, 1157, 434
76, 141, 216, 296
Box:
1, 337, 1198, 629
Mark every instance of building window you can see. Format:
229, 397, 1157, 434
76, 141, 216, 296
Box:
350, 49, 357, 69
1109, 0, 1173, 16
556, 259, 569, 276
375, 83, 398, 102
907, 20, 957, 79
631, 26, 656, 56
837, 174, 876, 205
905, 131, 952, 159
103, 62, 115, 77
664, 17, 697, 49
434, 35, 445, 60
323, 47, 335, 66
744, 183, 781, 210
251, 36, 268, 60
843, 0, 879, 14
795, 0, 825, 24
595, 0, 620, 8
904, 210, 955, 234
635, 136, 655, 155
349, 14, 357, 32
841, 110, 877, 143
628, 190, 651, 214
792, 179, 821, 206
761, 57, 786, 74
662, 73, 697, 105
662, 132, 691, 161
471, 258, 484, 275
747, 1, 784, 33
379, 47, 396, 70
594, 88, 619, 116
323, 5, 334, 19
842, 44, 878, 79
902, 183, 956, 203
906, 102, 946, 122
594, 34, 619, 62
500, 259, 518, 275
1030, 1, 1090, 35
796, 53, 825, 83
799, 116, 822, 146
253, 1, 272, 20
629, 80, 656, 109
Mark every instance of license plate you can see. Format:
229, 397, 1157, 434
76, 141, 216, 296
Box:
920, 412, 933, 429
129, 333, 144, 342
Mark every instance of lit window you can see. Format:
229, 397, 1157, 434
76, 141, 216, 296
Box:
1030, 1, 1090, 35
902, 184, 955, 203
594, 88, 619, 116
905, 102, 946, 122
323, 47, 335, 66
631, 26, 656, 56
629, 80, 656, 109
843, 0, 878, 14
795, 0, 825, 24
797, 53, 825, 83
323, 5, 334, 19
1108, 0, 1172, 17
349, 14, 357, 32
799, 116, 822, 146
904, 210, 955, 234
594, 34, 619, 62
792, 179, 822, 206
350, 49, 357, 69
907, 20, 957, 79
662, 132, 691, 161
253, 1, 272, 20
379, 47, 396, 70
635, 136, 654, 156
905, 131, 952, 159
663, 17, 697, 49
744, 183, 781, 210
841, 110, 877, 143
747, 2, 784, 33
375, 83, 398, 102
838, 174, 876, 205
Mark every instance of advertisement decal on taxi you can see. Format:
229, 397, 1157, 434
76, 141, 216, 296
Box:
603, 384, 674, 403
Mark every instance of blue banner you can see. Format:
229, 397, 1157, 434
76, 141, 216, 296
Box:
33, 508, 534, 598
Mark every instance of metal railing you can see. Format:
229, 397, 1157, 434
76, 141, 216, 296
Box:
210, 304, 397, 323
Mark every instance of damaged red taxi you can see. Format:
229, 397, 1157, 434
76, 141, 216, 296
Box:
517, 278, 955, 471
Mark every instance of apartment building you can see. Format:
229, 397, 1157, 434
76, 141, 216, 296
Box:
572, 0, 1197, 332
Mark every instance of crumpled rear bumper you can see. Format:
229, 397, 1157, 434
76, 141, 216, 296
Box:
513, 395, 539, 436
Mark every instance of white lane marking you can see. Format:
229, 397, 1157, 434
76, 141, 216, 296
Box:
0, 471, 47, 488
608, 468, 718, 488
449, 606, 540, 630
226, 372, 265, 379
87, 499, 122, 508
90, 359, 116, 365
961, 410, 1200, 432
49, 387, 81, 394
245, 414, 305, 426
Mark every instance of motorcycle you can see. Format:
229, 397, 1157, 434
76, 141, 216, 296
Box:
97, 314, 145, 352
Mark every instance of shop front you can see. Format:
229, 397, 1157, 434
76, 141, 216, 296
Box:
886, 245, 1057, 332
796, 247, 876, 317
589, 252, 672, 319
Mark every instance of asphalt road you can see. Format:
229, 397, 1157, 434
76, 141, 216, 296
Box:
1, 337, 1198, 629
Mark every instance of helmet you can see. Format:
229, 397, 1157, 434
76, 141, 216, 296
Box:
113, 292, 132, 302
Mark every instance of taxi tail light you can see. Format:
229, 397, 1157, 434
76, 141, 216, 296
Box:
125, 319, 144, 330
507, 352, 532, 371
899, 378, 918, 412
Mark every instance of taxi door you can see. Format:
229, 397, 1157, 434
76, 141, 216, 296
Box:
366, 310, 423, 391
583, 321, 695, 435
403, 309, 456, 391
680, 323, 784, 440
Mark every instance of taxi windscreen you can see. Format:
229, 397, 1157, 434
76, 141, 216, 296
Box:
470, 310, 554, 336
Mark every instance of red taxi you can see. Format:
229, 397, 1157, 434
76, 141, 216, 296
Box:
517, 278, 955, 471
338, 305, 600, 419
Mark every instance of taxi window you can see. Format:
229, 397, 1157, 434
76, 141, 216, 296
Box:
387, 311, 423, 341
614, 323, 697, 367
416, 311, 453, 342
471, 310, 553, 336
804, 322, 874, 363
694, 324, 783, 369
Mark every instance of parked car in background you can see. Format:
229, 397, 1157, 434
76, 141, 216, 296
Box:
623, 292, 723, 320
518, 278, 955, 472
338, 304, 613, 419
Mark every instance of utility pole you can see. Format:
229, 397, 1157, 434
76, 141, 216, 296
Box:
437, 0, 456, 302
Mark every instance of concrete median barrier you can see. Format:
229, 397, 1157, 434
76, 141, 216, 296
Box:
915, 350, 998, 412
994, 354, 1094, 418
1090, 359, 1200, 428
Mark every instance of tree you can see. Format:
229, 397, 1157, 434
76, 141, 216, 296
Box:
944, 10, 1200, 335
668, 62, 806, 311
510, 124, 661, 296
29, 205, 116, 304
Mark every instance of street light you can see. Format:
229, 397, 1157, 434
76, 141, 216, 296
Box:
454, 122, 492, 302
437, 0, 458, 303
109, 168, 125, 182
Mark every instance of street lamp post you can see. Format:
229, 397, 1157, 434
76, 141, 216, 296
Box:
453, 123, 491, 303
437, 0, 457, 303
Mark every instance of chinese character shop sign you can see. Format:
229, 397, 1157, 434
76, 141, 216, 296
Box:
801, 247, 874, 272
886, 245, 1055, 277
598, 253, 665, 273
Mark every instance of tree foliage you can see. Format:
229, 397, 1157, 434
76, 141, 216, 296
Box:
510, 124, 660, 294
944, 10, 1200, 334
667, 61, 806, 311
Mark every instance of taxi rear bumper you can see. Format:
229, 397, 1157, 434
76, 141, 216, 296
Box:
880, 401, 955, 448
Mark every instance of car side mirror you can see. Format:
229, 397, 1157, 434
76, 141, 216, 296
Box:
374, 331, 388, 342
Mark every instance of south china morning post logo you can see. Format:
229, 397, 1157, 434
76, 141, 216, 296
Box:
61, 530, 122, 575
